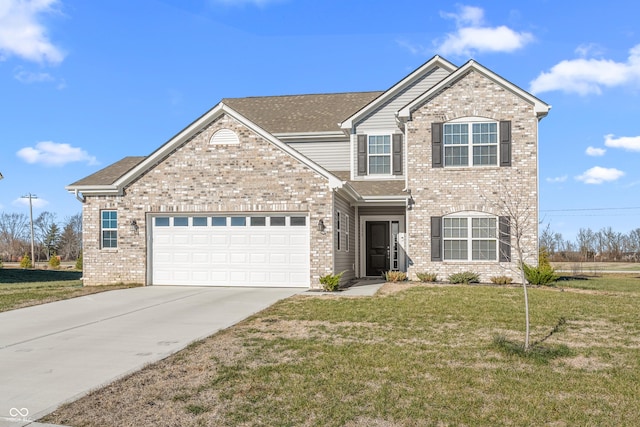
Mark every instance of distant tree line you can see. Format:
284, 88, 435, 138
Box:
540, 224, 640, 262
0, 211, 82, 263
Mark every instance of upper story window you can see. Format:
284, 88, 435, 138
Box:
101, 210, 118, 249
357, 133, 403, 177
368, 135, 391, 174
432, 120, 511, 168
443, 122, 497, 166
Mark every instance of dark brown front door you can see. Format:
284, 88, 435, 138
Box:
366, 221, 389, 276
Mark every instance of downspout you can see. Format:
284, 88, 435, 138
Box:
74, 189, 85, 203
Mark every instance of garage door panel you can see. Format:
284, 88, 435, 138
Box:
152, 214, 309, 287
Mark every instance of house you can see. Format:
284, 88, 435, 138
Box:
67, 56, 550, 288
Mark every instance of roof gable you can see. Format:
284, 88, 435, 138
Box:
67, 103, 345, 195
398, 60, 551, 119
339, 55, 458, 130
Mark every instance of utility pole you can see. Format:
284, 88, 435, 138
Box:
21, 193, 37, 268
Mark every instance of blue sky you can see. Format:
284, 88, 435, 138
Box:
1, 0, 639, 241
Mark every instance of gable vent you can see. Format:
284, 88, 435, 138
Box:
210, 129, 239, 145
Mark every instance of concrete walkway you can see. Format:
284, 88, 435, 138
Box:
0, 286, 300, 426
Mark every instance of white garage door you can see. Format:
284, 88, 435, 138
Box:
151, 214, 310, 287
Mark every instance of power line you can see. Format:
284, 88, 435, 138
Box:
541, 207, 640, 213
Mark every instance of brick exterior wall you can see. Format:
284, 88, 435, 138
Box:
81, 113, 334, 287
406, 70, 539, 282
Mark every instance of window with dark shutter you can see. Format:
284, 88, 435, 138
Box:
431, 216, 443, 261
500, 121, 511, 167
432, 123, 443, 168
392, 134, 403, 175
357, 134, 367, 176
499, 216, 511, 262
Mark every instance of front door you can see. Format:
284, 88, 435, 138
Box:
366, 221, 390, 276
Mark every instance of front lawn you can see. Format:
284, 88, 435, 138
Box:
0, 268, 141, 312
43, 275, 640, 426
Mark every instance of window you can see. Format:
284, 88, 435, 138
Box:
101, 210, 118, 248
336, 211, 342, 251
212, 217, 227, 226
251, 217, 266, 226
443, 215, 497, 261
290, 216, 306, 226
345, 214, 350, 252
443, 122, 497, 167
270, 216, 286, 226
193, 217, 208, 226
174, 217, 188, 227
155, 217, 170, 227
368, 135, 391, 174
230, 217, 246, 226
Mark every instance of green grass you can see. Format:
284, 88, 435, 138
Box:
0, 268, 141, 312
43, 275, 640, 427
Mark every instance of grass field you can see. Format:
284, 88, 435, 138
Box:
42, 274, 640, 427
0, 267, 141, 312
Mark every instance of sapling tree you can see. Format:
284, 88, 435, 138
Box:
483, 180, 537, 351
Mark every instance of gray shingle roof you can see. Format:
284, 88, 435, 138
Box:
330, 171, 407, 197
223, 92, 383, 134
69, 156, 146, 187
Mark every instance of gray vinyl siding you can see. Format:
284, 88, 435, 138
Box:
334, 193, 356, 283
351, 66, 452, 176
356, 67, 451, 133
287, 140, 350, 171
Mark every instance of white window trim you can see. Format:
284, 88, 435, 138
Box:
443, 212, 498, 262
443, 117, 499, 168
101, 210, 118, 249
367, 134, 392, 176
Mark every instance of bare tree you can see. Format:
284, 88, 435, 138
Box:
0, 212, 30, 261
483, 182, 537, 351
58, 213, 82, 261
35, 211, 58, 261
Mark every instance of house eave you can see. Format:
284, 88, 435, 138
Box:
273, 131, 347, 142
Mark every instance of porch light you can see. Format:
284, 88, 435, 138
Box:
130, 220, 139, 235
317, 219, 326, 234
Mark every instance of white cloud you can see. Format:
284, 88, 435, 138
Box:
16, 141, 98, 167
586, 146, 606, 156
435, 5, 534, 56
13, 68, 54, 83
575, 166, 625, 184
604, 134, 640, 152
530, 44, 640, 95
13, 196, 49, 209
0, 0, 64, 64
546, 175, 568, 183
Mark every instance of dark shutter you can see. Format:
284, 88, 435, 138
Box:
357, 134, 367, 176
432, 123, 443, 168
431, 216, 443, 261
500, 121, 511, 167
392, 133, 403, 175
499, 216, 511, 262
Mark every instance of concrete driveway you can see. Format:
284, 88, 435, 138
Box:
0, 286, 300, 426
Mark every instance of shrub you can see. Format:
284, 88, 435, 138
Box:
75, 253, 83, 270
20, 252, 32, 269
523, 263, 559, 286
48, 254, 61, 269
415, 272, 438, 282
490, 275, 513, 285
319, 271, 344, 292
384, 271, 407, 282
448, 271, 480, 284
